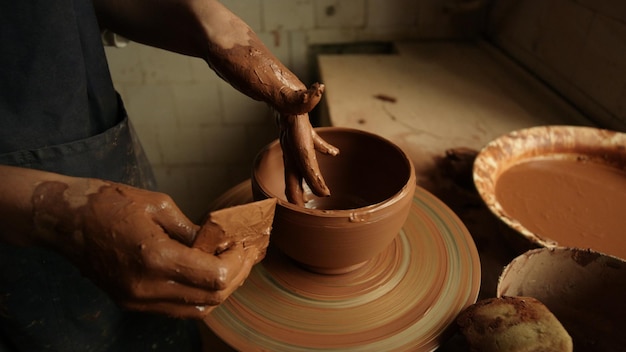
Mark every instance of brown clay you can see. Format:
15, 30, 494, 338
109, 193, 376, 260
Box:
474, 126, 626, 256
277, 114, 340, 205
201, 180, 481, 351
95, 0, 339, 204
252, 127, 416, 273
194, 198, 276, 263
495, 158, 626, 258
27, 178, 269, 319
205, 26, 340, 204
206, 28, 324, 116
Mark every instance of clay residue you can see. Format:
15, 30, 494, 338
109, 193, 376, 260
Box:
570, 249, 601, 267
205, 28, 339, 205
206, 30, 324, 116
31, 181, 72, 242
31, 180, 106, 254
373, 94, 397, 103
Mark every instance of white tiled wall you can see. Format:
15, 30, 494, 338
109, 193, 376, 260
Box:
487, 0, 626, 131
104, 0, 489, 221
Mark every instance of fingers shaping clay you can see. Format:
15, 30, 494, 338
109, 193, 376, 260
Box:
193, 198, 277, 262
457, 296, 573, 352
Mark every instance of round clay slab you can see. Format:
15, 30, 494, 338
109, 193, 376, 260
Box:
203, 181, 481, 351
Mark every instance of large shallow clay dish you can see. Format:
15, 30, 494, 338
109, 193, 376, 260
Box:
203, 181, 481, 351
473, 125, 626, 258
498, 247, 626, 351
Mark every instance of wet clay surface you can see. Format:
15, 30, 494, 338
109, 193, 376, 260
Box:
30, 179, 274, 319
194, 198, 276, 261
200, 181, 480, 351
252, 128, 416, 274
203, 138, 611, 350
200, 143, 529, 350
473, 126, 626, 263
496, 158, 626, 258
203, 4, 339, 204
207, 29, 324, 116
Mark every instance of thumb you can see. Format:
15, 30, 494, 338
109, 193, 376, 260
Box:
154, 201, 200, 246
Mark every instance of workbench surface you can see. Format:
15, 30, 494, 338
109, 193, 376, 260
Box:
318, 39, 594, 299
318, 40, 593, 178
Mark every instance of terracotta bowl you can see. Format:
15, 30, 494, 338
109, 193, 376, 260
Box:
473, 125, 626, 258
497, 247, 626, 351
251, 127, 416, 274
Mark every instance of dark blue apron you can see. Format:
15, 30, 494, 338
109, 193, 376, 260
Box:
0, 1, 199, 351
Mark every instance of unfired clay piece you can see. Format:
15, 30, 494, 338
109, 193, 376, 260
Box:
252, 127, 416, 273
194, 198, 277, 263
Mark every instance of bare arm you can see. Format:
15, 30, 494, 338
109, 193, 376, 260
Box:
93, 0, 339, 204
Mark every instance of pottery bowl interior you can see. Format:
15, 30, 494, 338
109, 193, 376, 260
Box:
252, 127, 416, 274
473, 125, 626, 256
497, 247, 626, 351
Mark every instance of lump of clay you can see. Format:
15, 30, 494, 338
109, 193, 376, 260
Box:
193, 198, 277, 263
456, 296, 573, 352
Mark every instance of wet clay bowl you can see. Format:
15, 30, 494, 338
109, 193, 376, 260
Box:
473, 125, 626, 259
497, 247, 626, 351
251, 127, 416, 274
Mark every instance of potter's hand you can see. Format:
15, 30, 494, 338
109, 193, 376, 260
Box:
183, 0, 340, 205
278, 113, 339, 206
31, 180, 257, 319
92, 0, 340, 204
198, 5, 341, 205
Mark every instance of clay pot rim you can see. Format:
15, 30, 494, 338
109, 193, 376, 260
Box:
472, 125, 626, 249
253, 126, 416, 218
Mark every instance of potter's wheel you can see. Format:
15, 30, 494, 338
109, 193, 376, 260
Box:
203, 181, 480, 351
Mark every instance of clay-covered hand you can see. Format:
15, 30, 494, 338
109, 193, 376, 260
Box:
208, 44, 339, 205
31, 180, 258, 319
278, 113, 339, 206
199, 2, 339, 205
92, 0, 340, 205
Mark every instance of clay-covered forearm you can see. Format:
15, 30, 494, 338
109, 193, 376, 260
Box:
205, 36, 325, 115
198, 4, 324, 115
0, 165, 98, 250
93, 0, 323, 115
